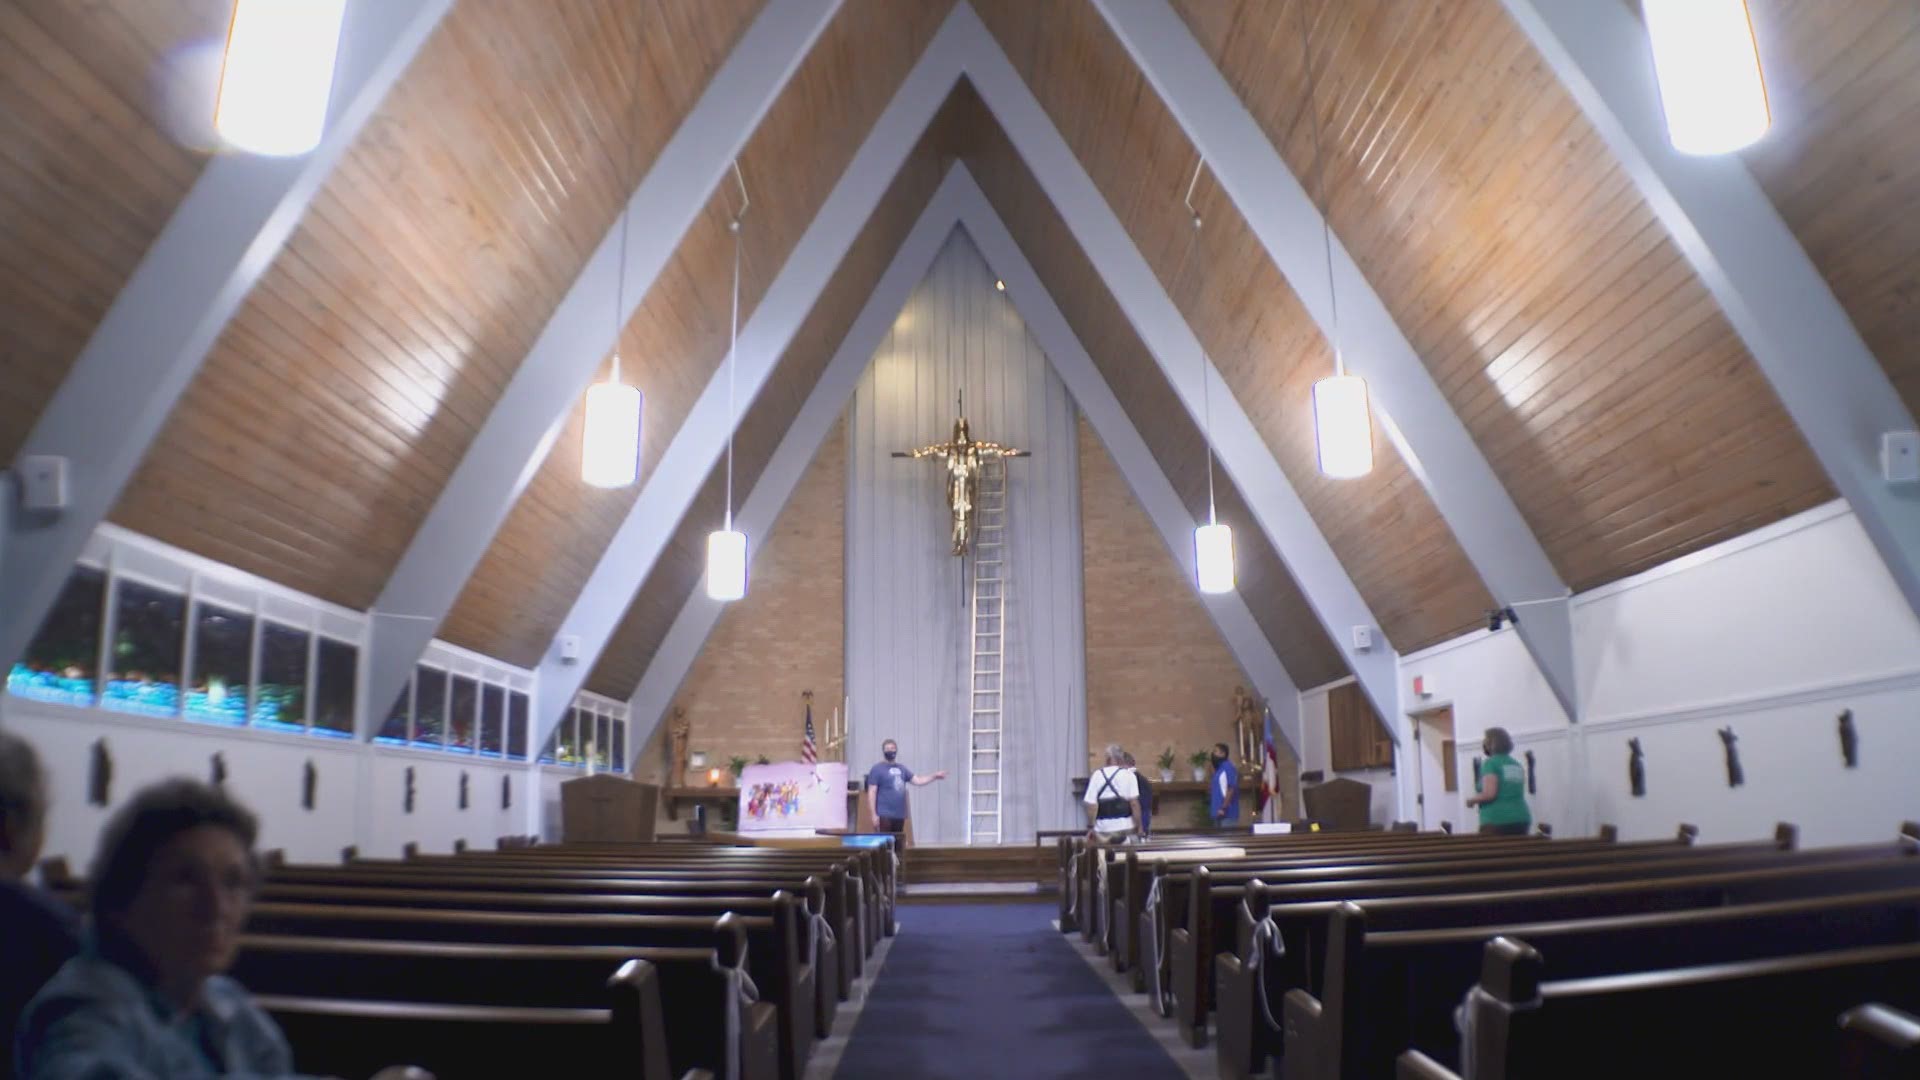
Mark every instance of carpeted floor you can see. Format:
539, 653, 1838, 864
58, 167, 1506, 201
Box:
831, 904, 1189, 1080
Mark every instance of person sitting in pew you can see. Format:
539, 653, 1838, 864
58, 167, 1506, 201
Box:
15, 779, 418, 1080
1, 733, 80, 1080
1463, 727, 1531, 836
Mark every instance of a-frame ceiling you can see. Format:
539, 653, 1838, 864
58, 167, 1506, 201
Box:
4, 0, 1919, 738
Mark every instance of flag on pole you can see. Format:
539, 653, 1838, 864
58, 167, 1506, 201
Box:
1257, 705, 1281, 822
801, 698, 817, 766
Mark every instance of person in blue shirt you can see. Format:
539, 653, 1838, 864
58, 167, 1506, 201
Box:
1209, 742, 1240, 827
863, 739, 947, 837
1, 733, 81, 1080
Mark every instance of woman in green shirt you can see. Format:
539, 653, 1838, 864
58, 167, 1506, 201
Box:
1464, 726, 1531, 835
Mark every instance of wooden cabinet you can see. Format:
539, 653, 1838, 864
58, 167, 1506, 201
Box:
1328, 684, 1393, 772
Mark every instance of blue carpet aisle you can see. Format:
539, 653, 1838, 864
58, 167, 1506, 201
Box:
832, 903, 1188, 1080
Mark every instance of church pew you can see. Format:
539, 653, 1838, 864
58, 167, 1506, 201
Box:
251, 883, 836, 1042
234, 939, 727, 1080
1214, 845, 1920, 1076
1286, 885, 1920, 1080
242, 905, 809, 1080
269, 864, 864, 993
1461, 936, 1920, 1079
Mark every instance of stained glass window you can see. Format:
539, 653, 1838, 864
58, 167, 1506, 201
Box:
412, 666, 446, 749
312, 637, 357, 738
104, 580, 185, 718
448, 675, 477, 752
375, 684, 410, 745
186, 603, 252, 726
479, 684, 504, 758
593, 714, 611, 770
611, 719, 626, 773
558, 708, 583, 766
253, 622, 309, 732
8, 566, 104, 706
507, 691, 530, 761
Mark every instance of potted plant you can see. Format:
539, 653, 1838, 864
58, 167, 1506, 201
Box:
1189, 749, 1211, 783
1156, 747, 1176, 783
727, 755, 750, 785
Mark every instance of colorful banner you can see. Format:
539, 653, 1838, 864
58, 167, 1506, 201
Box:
738, 761, 848, 832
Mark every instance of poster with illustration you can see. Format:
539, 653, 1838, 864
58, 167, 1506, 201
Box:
738, 761, 848, 832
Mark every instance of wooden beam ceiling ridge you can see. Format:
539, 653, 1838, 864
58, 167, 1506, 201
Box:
951, 168, 1307, 759
1502, 0, 1920, 625
360, 1, 842, 733
526, 4, 976, 747
0, 0, 455, 676
624, 165, 966, 747
1095, 0, 1579, 724
946, 4, 1405, 752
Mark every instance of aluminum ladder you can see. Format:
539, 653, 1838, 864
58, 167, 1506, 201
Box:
967, 457, 1007, 845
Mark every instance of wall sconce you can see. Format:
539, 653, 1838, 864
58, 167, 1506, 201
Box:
707, 768, 721, 787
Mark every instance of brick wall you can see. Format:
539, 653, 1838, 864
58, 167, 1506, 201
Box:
635, 419, 847, 787
1078, 417, 1298, 815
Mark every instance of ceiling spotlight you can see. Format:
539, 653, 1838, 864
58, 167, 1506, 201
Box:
994, 279, 1006, 292
1487, 606, 1519, 633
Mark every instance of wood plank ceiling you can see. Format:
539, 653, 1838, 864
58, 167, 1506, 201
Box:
111, 0, 762, 607
1, 0, 232, 462
1171, 0, 1833, 594
972, 0, 1489, 653
444, 0, 959, 668
953, 86, 1350, 689
585, 88, 969, 699
1743, 0, 1920, 421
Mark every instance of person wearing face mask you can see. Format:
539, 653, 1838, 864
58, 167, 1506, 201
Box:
1464, 727, 1531, 836
1208, 742, 1240, 828
1, 732, 80, 1080
863, 739, 947, 838
15, 780, 421, 1080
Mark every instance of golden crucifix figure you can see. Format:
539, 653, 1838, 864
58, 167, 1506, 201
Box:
892, 392, 1029, 556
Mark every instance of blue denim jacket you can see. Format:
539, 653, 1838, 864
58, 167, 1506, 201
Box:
14, 937, 308, 1080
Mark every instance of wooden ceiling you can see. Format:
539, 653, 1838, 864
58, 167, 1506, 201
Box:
1, 0, 230, 462
10, 0, 1915, 699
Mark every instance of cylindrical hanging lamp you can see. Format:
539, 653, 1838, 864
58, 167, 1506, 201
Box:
581, 377, 642, 488
1194, 521, 1236, 595
1643, 0, 1770, 155
1312, 373, 1374, 479
215, 0, 348, 156
706, 528, 748, 601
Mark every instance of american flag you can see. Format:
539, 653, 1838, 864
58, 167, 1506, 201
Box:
801, 699, 817, 766
1257, 704, 1280, 821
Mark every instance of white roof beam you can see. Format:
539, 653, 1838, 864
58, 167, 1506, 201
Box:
949, 5, 1403, 739
0, 0, 453, 673
625, 166, 966, 751
953, 169, 1306, 758
1503, 0, 1920, 623
361, 1, 842, 731
1097, 0, 1579, 722
530, 8, 974, 747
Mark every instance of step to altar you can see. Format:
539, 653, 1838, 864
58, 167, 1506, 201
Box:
900, 843, 1050, 886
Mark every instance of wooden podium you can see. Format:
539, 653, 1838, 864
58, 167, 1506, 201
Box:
560, 774, 660, 843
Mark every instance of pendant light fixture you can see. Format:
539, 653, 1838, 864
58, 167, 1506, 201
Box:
214, 0, 348, 156
1643, 0, 1770, 155
1300, 3, 1374, 480
581, 37, 645, 490
1183, 163, 1236, 596
706, 164, 751, 602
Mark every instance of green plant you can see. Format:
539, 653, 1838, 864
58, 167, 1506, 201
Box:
727, 755, 750, 780
1189, 749, 1212, 770
1156, 747, 1176, 771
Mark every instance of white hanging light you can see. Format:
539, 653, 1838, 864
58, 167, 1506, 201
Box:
1312, 374, 1374, 479
707, 168, 752, 602
1194, 521, 1236, 595
1643, 0, 1770, 155
214, 0, 348, 157
581, 376, 641, 488
706, 528, 748, 601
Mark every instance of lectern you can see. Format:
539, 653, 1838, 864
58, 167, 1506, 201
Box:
560, 774, 659, 843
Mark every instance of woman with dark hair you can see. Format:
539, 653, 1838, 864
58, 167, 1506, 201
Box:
1463, 727, 1531, 836
15, 779, 303, 1079
1, 732, 81, 1080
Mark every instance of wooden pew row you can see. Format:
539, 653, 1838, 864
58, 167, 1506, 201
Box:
237, 939, 735, 1080
252, 882, 835, 1049
243, 905, 808, 1080
260, 867, 852, 1012
1459, 936, 1920, 1079
1288, 884, 1920, 1080
1216, 841, 1920, 1078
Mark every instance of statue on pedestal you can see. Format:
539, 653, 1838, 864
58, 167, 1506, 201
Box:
1233, 685, 1264, 771
669, 707, 691, 789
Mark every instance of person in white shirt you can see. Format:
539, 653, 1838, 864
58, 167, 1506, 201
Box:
1082, 744, 1142, 844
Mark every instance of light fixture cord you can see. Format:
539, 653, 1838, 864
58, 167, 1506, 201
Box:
1298, 0, 1342, 378
725, 162, 749, 533
608, 12, 638, 388
1184, 158, 1218, 527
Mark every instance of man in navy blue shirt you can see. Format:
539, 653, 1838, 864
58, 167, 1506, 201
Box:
863, 739, 947, 836
1208, 742, 1241, 827
1, 731, 81, 1079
